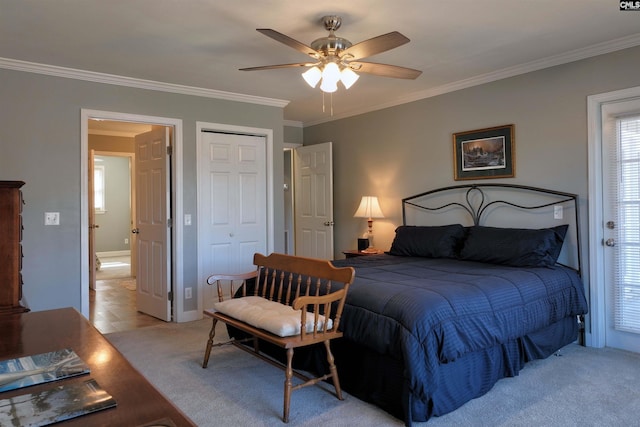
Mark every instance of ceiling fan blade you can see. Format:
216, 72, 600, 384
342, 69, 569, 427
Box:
340, 31, 410, 61
256, 29, 320, 58
239, 62, 316, 71
349, 62, 422, 79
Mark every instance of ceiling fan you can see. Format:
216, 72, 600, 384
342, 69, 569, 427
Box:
240, 15, 422, 93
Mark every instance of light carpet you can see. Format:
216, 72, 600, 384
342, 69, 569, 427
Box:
106, 320, 640, 427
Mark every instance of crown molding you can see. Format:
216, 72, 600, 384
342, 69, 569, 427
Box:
0, 57, 290, 108
304, 33, 640, 127
283, 120, 303, 128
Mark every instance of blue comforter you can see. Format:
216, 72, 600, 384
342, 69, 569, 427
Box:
332, 254, 589, 419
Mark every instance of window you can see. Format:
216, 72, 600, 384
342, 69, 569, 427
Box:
614, 115, 640, 333
94, 164, 106, 214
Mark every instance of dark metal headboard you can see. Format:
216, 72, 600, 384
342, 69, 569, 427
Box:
401, 183, 581, 275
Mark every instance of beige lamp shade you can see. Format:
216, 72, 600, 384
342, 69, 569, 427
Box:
354, 196, 384, 219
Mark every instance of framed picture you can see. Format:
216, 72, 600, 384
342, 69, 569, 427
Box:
453, 124, 515, 180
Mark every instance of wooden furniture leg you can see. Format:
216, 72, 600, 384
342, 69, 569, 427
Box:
324, 340, 343, 400
283, 347, 294, 423
202, 318, 218, 368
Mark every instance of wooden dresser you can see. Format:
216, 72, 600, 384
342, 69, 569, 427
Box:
0, 181, 29, 315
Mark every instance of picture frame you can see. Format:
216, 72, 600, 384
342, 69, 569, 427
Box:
453, 124, 515, 180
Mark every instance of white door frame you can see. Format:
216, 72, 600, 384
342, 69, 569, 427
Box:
195, 121, 275, 318
80, 109, 185, 321
587, 85, 640, 348
284, 143, 302, 255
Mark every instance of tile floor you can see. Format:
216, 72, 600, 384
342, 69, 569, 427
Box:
89, 255, 164, 334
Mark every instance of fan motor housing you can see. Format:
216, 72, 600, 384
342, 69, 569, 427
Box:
311, 36, 352, 56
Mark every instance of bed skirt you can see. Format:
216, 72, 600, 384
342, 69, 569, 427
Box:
333, 315, 580, 424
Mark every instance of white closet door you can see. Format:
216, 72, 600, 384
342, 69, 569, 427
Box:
198, 132, 267, 305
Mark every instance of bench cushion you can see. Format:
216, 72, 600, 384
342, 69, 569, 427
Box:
212, 296, 333, 337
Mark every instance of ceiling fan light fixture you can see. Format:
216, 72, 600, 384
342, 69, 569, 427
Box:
302, 66, 322, 88
340, 67, 359, 89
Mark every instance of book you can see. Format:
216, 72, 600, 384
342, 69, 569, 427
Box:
0, 348, 90, 392
0, 378, 116, 426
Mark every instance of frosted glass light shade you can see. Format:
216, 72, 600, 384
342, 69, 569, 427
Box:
340, 67, 360, 89
320, 78, 338, 93
354, 196, 384, 219
302, 66, 322, 88
321, 62, 341, 85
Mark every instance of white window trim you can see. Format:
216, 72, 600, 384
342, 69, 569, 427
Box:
94, 164, 106, 214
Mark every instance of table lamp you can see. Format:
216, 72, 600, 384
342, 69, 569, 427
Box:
353, 196, 384, 249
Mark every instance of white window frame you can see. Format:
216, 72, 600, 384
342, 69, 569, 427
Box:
94, 164, 106, 214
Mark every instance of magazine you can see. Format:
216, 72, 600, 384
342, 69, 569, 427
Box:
0, 378, 116, 426
0, 348, 90, 392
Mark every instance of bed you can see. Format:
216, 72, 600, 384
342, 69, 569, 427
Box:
328, 184, 589, 424
231, 184, 589, 424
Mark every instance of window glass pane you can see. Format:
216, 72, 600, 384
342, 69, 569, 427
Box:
94, 165, 105, 212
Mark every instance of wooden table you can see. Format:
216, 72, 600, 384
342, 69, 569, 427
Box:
342, 249, 384, 258
0, 308, 196, 426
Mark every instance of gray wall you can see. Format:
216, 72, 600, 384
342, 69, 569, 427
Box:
94, 155, 131, 253
303, 45, 640, 310
0, 68, 285, 314
284, 123, 303, 144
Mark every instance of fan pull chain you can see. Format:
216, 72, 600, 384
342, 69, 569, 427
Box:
331, 92, 334, 116
321, 92, 334, 116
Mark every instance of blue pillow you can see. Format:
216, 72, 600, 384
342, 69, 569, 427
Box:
459, 225, 569, 267
388, 224, 466, 258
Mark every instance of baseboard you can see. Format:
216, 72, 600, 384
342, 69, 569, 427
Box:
96, 250, 131, 258
178, 310, 202, 323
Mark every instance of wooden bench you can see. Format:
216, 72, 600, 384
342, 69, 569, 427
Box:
202, 252, 355, 423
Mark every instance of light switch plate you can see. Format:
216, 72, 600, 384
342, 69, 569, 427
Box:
553, 205, 563, 220
44, 212, 60, 225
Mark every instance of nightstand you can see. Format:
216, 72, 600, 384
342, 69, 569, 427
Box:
342, 249, 383, 258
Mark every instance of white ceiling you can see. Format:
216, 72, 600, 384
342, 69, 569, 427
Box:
2, 1, 639, 127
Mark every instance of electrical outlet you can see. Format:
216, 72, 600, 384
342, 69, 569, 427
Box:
44, 212, 60, 225
554, 205, 563, 220
184, 214, 192, 226
124, 238, 129, 244
185, 287, 192, 299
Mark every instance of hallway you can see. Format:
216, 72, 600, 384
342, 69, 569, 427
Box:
89, 255, 164, 334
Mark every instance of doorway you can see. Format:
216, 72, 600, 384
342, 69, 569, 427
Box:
588, 85, 640, 352
81, 109, 186, 326
93, 152, 133, 281
90, 151, 151, 333
89, 128, 167, 333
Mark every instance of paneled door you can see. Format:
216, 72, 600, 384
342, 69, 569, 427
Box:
602, 98, 640, 353
294, 142, 334, 260
198, 131, 267, 305
134, 127, 172, 321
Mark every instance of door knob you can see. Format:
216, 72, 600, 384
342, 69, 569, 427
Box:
132, 228, 140, 234
324, 221, 335, 226
605, 238, 616, 247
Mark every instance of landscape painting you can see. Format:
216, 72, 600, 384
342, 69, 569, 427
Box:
453, 124, 515, 180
